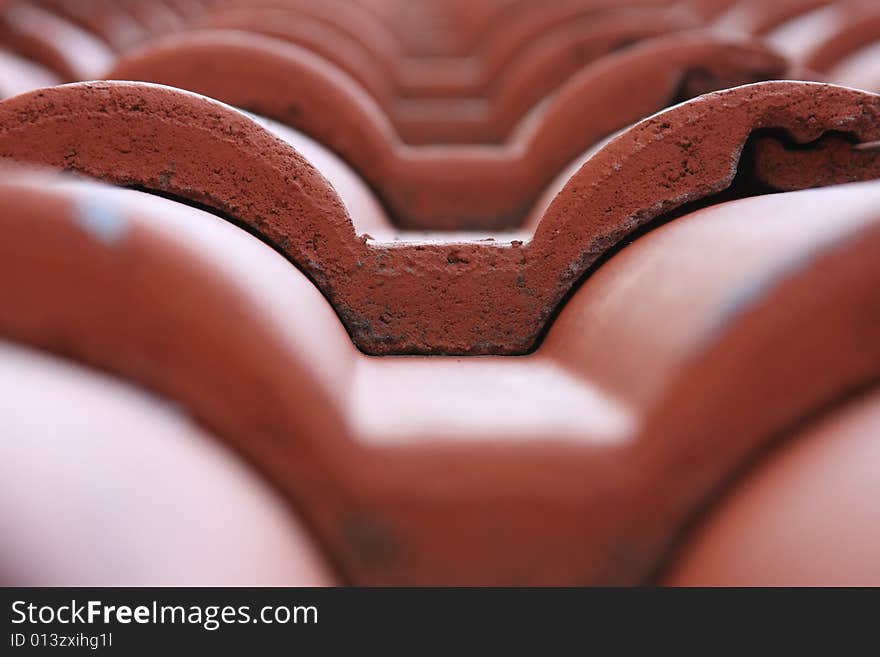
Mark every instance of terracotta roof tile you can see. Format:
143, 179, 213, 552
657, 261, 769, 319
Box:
0, 46, 57, 98
35, 0, 151, 52
663, 386, 880, 586
3, 168, 880, 583
1, 0, 880, 585
0, 338, 335, 586
713, 0, 836, 36
765, 0, 880, 74
106, 33, 790, 229
4, 79, 877, 354
197, 4, 699, 143
0, 1, 114, 80
832, 37, 880, 90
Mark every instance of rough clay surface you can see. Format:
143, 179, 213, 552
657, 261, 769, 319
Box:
0, 80, 878, 355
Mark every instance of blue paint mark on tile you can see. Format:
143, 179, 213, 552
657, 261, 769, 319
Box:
74, 199, 129, 245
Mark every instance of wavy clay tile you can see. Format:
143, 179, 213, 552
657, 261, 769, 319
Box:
684, 0, 740, 20
216, 0, 401, 65
34, 0, 151, 53
0, 47, 58, 99
353, 0, 520, 57
372, 0, 680, 59
390, 8, 700, 144
122, 0, 186, 38
219, 0, 679, 67
828, 41, 880, 93
765, 0, 880, 80
4, 169, 880, 584
0, 338, 336, 586
197, 7, 397, 110
356, 0, 518, 57
712, 0, 835, 35
164, 0, 210, 21
2, 80, 878, 356
0, 1, 114, 80
664, 386, 880, 586
386, 0, 679, 75
200, 2, 695, 110
107, 31, 790, 229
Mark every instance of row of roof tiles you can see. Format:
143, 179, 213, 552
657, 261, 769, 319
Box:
3, 164, 880, 584
2, 1, 878, 232
2, 79, 877, 354
3, 3, 880, 122
1, 0, 880, 585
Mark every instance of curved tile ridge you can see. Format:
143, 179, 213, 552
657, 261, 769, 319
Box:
4, 171, 880, 584
662, 385, 880, 586
0, 1, 115, 81
217, 0, 401, 63
34, 0, 150, 53
353, 0, 517, 58
0, 339, 336, 586
828, 42, 880, 93
0, 80, 364, 313
683, 0, 740, 20
121, 0, 185, 39
765, 0, 880, 76
201, 4, 693, 111
165, 0, 211, 21
396, 0, 676, 78
392, 7, 697, 144
198, 7, 396, 109
543, 180, 880, 584
107, 30, 789, 229
1, 80, 878, 355
222, 0, 671, 64
0, 170, 359, 579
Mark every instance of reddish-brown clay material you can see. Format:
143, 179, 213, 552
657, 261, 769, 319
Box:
3, 80, 879, 355
198, 7, 395, 108
198, 5, 694, 145
250, 113, 393, 235
229, 0, 675, 66
0, 2, 114, 80
108, 31, 790, 230
165, 0, 210, 21
203, 3, 694, 108
359, 0, 519, 57
121, 0, 184, 38
542, 181, 880, 584
355, 0, 517, 57
662, 387, 880, 586
0, 340, 336, 586
3, 0, 880, 589
4, 171, 880, 584
684, 0, 739, 20
392, 8, 697, 144
390, 0, 679, 95
216, 0, 400, 65
35, 0, 149, 52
